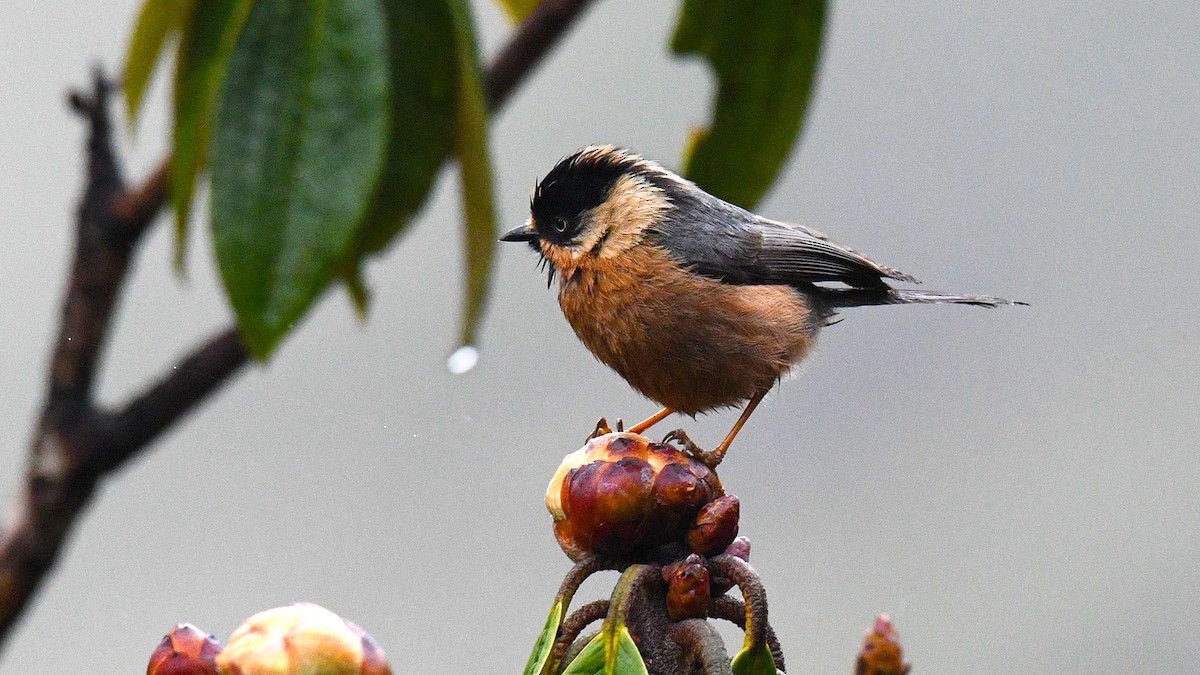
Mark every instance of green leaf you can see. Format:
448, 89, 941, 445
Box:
672, 0, 826, 209
172, 0, 252, 270
559, 626, 648, 675
560, 566, 651, 675
124, 0, 196, 127
522, 598, 564, 675
494, 0, 540, 22
352, 0, 458, 257
448, 0, 498, 350
210, 0, 390, 359
731, 640, 782, 675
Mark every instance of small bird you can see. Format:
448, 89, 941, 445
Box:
502, 146, 1018, 465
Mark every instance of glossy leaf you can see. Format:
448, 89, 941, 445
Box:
561, 566, 651, 675
172, 0, 252, 269
448, 0, 498, 350
672, 0, 826, 209
495, 0, 540, 22
352, 0, 458, 258
730, 640, 782, 675
124, 0, 196, 126
522, 598, 564, 675
559, 626, 648, 675
210, 0, 390, 358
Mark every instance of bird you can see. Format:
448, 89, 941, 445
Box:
501, 145, 1020, 466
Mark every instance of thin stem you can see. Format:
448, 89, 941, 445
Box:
552, 600, 609, 665
710, 596, 785, 672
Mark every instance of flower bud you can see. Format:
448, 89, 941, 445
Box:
547, 432, 724, 561
723, 535, 751, 562
662, 554, 712, 621
148, 624, 221, 675
686, 494, 740, 556
855, 614, 910, 675
215, 603, 391, 675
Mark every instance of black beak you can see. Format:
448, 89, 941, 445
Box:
500, 222, 538, 242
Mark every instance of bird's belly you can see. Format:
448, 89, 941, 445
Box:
558, 260, 817, 415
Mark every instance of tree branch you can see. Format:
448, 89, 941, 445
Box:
0, 0, 598, 651
486, 0, 600, 109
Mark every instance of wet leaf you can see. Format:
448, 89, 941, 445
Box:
172, 0, 252, 269
672, 0, 826, 209
209, 0, 390, 358
522, 598, 564, 675
561, 566, 650, 675
731, 640, 782, 675
124, 0, 196, 127
352, 0, 458, 258
559, 626, 647, 675
448, 0, 498, 350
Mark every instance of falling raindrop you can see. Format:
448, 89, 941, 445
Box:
446, 345, 479, 375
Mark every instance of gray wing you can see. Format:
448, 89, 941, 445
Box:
647, 187, 918, 288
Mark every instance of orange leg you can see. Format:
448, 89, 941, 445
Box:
628, 407, 674, 434
709, 390, 766, 465
663, 391, 767, 467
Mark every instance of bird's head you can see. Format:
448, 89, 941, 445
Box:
501, 146, 679, 281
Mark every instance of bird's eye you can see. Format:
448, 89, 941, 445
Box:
553, 217, 569, 233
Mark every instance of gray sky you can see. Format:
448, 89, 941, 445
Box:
1, 1, 1198, 673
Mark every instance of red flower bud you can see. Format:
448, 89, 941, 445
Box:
723, 535, 751, 562
662, 554, 712, 621
686, 494, 740, 555
147, 624, 220, 675
548, 432, 724, 561
856, 614, 910, 675
215, 603, 391, 675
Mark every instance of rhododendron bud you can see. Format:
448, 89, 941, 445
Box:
686, 494, 740, 555
547, 432, 723, 561
723, 535, 751, 562
147, 624, 221, 675
856, 614, 910, 675
215, 603, 390, 675
662, 554, 712, 621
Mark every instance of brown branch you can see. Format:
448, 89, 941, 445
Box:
1, 70, 158, 644
0, 1, 598, 652
98, 326, 249, 472
485, 0, 600, 109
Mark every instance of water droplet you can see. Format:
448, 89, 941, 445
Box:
446, 345, 479, 374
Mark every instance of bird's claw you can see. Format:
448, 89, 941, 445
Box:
662, 429, 701, 454
662, 429, 722, 467
587, 417, 613, 442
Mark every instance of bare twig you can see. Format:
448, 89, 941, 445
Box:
485, 0, 600, 109
0, 0, 599, 651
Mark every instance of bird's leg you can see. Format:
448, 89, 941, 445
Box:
662, 392, 767, 468
709, 391, 767, 465
628, 407, 674, 434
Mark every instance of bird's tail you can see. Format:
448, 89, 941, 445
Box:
819, 288, 1024, 309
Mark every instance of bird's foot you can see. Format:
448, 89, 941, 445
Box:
662, 429, 723, 468
586, 417, 613, 442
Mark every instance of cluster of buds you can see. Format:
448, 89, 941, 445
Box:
147, 603, 390, 675
547, 431, 741, 562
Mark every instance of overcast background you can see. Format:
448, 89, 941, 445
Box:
1, 1, 1197, 673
